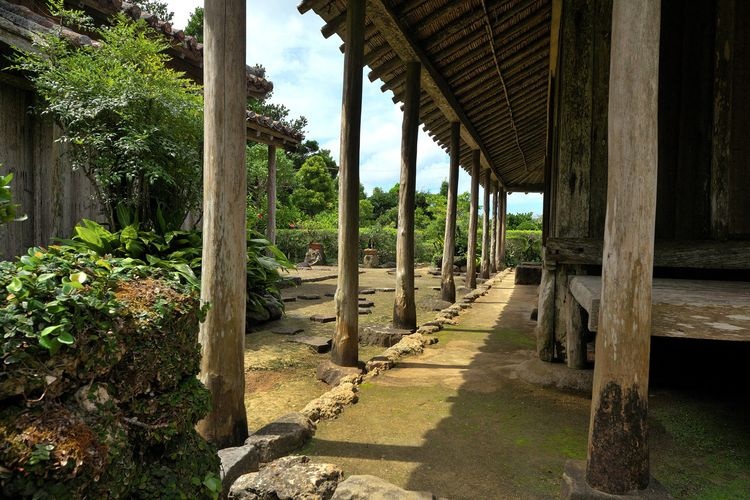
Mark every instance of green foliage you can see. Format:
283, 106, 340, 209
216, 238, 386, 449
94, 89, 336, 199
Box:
290, 156, 336, 216
184, 7, 204, 42
0, 243, 219, 498
0, 172, 27, 226
14, 12, 204, 231
506, 212, 542, 231
504, 230, 542, 266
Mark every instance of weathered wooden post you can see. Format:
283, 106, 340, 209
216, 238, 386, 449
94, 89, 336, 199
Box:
266, 145, 277, 244
480, 176, 491, 279
197, 0, 248, 448
332, 0, 365, 367
496, 183, 505, 269
577, 0, 661, 494
490, 184, 498, 273
465, 151, 480, 290
393, 61, 421, 330
440, 122, 460, 303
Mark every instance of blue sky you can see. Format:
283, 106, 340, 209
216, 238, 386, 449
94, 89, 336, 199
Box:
165, 1, 543, 215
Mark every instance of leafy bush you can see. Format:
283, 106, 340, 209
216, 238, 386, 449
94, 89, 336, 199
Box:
504, 230, 542, 266
0, 172, 26, 226
14, 10, 203, 231
0, 245, 219, 498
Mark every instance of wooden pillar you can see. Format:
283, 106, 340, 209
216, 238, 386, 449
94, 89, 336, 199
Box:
480, 176, 490, 279
393, 61, 421, 330
586, 0, 660, 493
465, 150, 480, 289
440, 122, 460, 303
498, 189, 506, 268
536, 259, 556, 361
266, 145, 277, 244
197, 0, 248, 448
332, 0, 365, 367
490, 183, 498, 273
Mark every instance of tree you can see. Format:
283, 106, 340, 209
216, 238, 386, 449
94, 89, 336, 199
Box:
16, 14, 203, 231
184, 6, 203, 41
289, 156, 336, 216
130, 0, 174, 22
506, 212, 542, 230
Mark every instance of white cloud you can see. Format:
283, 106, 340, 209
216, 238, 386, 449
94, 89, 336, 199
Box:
163, 0, 542, 215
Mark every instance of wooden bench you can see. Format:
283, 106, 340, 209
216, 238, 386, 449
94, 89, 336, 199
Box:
569, 276, 750, 341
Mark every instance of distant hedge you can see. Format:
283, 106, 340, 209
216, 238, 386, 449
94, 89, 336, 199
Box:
276, 227, 541, 268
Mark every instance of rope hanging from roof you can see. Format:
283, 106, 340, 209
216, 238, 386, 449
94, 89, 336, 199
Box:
480, 0, 529, 173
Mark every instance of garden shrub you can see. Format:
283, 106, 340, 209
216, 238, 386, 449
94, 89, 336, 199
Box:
0, 172, 26, 226
504, 230, 542, 266
0, 245, 220, 498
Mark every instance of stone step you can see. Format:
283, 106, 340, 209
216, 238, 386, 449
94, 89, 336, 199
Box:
310, 314, 336, 323
271, 326, 304, 335
285, 335, 332, 353
298, 294, 321, 300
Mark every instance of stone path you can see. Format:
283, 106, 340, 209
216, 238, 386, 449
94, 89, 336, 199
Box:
301, 272, 592, 498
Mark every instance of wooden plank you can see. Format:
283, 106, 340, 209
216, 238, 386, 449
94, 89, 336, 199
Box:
333, 0, 366, 367
545, 237, 750, 269
466, 150, 480, 290
197, 0, 248, 448
393, 61, 420, 331
586, 0, 661, 492
570, 276, 750, 341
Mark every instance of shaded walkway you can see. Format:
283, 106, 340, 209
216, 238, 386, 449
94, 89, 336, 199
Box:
302, 272, 591, 498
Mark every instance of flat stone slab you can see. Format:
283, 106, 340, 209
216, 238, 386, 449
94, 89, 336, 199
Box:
244, 413, 315, 463
230, 456, 342, 500
297, 294, 321, 300
431, 286, 441, 291
358, 308, 372, 315
515, 263, 542, 285
358, 301, 375, 307
285, 335, 332, 353
332, 475, 434, 499
310, 314, 336, 323
561, 460, 671, 499
375, 287, 396, 292
359, 289, 376, 295
325, 292, 335, 297
218, 444, 260, 497
317, 359, 363, 386
281, 296, 296, 303
271, 326, 304, 335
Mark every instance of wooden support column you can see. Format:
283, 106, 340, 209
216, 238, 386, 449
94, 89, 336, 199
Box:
497, 185, 506, 269
490, 183, 498, 273
332, 0, 365, 367
266, 145, 277, 244
480, 176, 491, 279
536, 259, 556, 361
197, 0, 248, 448
585, 0, 660, 493
465, 150, 480, 289
393, 61, 421, 330
440, 121, 460, 303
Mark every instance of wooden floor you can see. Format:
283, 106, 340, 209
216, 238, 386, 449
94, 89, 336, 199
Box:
569, 276, 750, 341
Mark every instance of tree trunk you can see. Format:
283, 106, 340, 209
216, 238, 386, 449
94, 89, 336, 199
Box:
197, 0, 248, 448
480, 176, 491, 279
586, 0, 660, 493
490, 184, 499, 273
440, 122, 460, 302
465, 150, 480, 289
332, 0, 365, 367
266, 145, 277, 245
393, 61, 421, 330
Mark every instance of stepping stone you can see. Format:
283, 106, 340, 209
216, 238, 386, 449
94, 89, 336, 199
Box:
298, 294, 321, 300
285, 335, 332, 353
271, 326, 304, 335
358, 308, 372, 315
359, 289, 376, 295
414, 287, 419, 290
358, 297, 368, 302
431, 286, 441, 291
358, 301, 375, 308
324, 292, 335, 297
376, 287, 396, 292
310, 314, 336, 323
360, 326, 412, 347
282, 297, 297, 303
413, 274, 422, 278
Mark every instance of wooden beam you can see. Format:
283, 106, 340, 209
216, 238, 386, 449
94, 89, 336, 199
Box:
366, 0, 504, 187
490, 183, 499, 273
197, 0, 248, 448
586, 0, 661, 493
266, 145, 277, 244
332, 0, 365, 368
321, 9, 347, 38
466, 150, 481, 289
441, 122, 460, 302
393, 62, 420, 330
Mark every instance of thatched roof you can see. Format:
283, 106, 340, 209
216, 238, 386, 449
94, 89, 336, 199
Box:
299, 0, 551, 191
